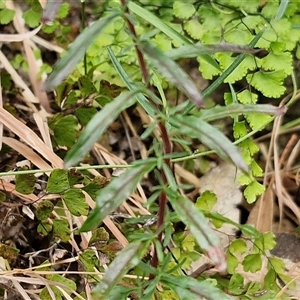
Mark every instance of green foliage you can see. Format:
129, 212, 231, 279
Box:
52, 219, 70, 242
46, 169, 70, 193
40, 274, 76, 300
49, 114, 79, 148
62, 188, 88, 216
23, 0, 42, 28
0, 8, 15, 24
15, 168, 36, 194
196, 191, 217, 211
35, 200, 54, 221
80, 162, 156, 232
3, 0, 299, 298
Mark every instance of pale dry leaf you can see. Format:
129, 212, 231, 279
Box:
56, 286, 73, 300
199, 162, 242, 245
0, 107, 63, 168
11, 279, 31, 300
15, 159, 31, 168
22, 205, 35, 220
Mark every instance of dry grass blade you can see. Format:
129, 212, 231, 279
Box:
0, 51, 39, 107
95, 143, 148, 203
0, 25, 41, 42
7, 1, 51, 112
175, 164, 201, 188
83, 186, 129, 247
0, 107, 63, 168
11, 279, 32, 300
0, 76, 3, 150
3, 137, 52, 170
31, 35, 64, 53
247, 185, 274, 232
33, 112, 53, 151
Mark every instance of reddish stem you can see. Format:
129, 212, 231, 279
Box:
120, 0, 173, 277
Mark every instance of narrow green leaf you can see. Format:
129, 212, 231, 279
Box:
80, 162, 155, 232
62, 189, 89, 216
275, 0, 290, 20
44, 12, 119, 90
128, 1, 220, 70
107, 48, 157, 118
162, 275, 234, 300
128, 1, 190, 45
183, 30, 265, 114
42, 0, 63, 23
167, 43, 263, 60
168, 192, 226, 272
203, 211, 261, 239
93, 242, 142, 297
139, 41, 204, 107
64, 91, 137, 168
46, 169, 70, 193
170, 115, 249, 173
198, 103, 287, 122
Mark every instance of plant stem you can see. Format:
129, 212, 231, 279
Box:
120, 0, 173, 277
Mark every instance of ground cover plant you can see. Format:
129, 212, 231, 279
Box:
1, 0, 300, 299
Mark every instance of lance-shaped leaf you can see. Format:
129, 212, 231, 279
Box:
170, 115, 249, 173
44, 12, 118, 90
167, 43, 265, 60
139, 41, 204, 108
107, 47, 157, 118
183, 30, 265, 115
128, 1, 220, 70
42, 0, 63, 23
80, 162, 155, 232
198, 103, 287, 122
276, 0, 290, 20
162, 275, 234, 300
64, 91, 137, 168
93, 242, 142, 299
168, 192, 226, 272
